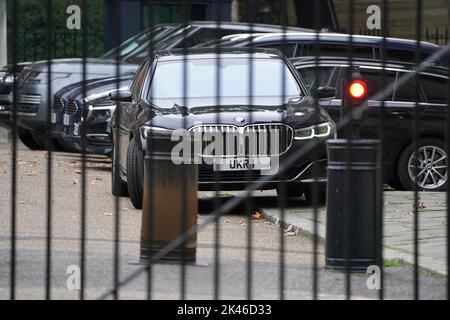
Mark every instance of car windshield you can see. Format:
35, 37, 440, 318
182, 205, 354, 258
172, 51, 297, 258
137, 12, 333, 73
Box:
124, 26, 194, 64
148, 58, 302, 102
101, 25, 175, 60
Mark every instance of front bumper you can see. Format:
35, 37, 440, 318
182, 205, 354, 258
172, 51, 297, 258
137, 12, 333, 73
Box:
16, 79, 72, 132
195, 139, 328, 190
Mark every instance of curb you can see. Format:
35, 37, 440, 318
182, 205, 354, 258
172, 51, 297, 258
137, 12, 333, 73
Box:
261, 208, 447, 276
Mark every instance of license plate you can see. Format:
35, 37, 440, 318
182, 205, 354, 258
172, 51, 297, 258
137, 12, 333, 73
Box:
63, 114, 70, 126
213, 157, 271, 171
51, 113, 56, 124
73, 123, 80, 136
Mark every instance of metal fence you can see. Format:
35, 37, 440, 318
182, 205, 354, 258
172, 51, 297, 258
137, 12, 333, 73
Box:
1, 0, 449, 301
7, 30, 104, 63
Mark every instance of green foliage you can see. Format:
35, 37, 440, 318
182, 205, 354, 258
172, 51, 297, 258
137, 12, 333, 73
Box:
6, 0, 105, 63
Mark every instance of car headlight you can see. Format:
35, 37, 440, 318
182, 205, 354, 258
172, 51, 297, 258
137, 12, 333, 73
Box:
139, 125, 172, 139
294, 122, 333, 140
4, 74, 14, 85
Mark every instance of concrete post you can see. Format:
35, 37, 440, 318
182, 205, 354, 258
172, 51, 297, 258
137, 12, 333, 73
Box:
0, 0, 6, 68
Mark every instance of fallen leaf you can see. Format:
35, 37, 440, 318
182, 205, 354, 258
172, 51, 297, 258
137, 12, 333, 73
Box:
285, 232, 296, 237
103, 212, 113, 216
251, 211, 263, 219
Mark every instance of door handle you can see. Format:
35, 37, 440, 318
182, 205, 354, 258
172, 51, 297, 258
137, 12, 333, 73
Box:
389, 111, 411, 119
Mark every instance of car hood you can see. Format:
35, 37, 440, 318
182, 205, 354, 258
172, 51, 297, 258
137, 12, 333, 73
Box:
139, 96, 331, 130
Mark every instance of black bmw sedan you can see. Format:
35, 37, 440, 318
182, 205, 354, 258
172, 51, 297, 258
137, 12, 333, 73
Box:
110, 48, 336, 209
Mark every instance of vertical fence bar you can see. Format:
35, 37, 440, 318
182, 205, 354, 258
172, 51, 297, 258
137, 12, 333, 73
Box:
44, 0, 53, 300
79, 0, 88, 300
447, 2, 450, 301
377, 0, 389, 300
344, 0, 355, 300
311, 0, 321, 300
246, 0, 256, 300
278, 0, 287, 301
9, 0, 18, 301
180, 0, 189, 300
213, 0, 224, 300
413, 0, 422, 300
113, 0, 122, 300
145, 0, 155, 301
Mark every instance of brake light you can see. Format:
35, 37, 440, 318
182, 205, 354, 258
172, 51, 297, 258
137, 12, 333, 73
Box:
348, 80, 367, 100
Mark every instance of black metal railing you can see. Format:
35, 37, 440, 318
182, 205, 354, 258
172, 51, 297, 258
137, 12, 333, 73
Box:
1, 0, 449, 303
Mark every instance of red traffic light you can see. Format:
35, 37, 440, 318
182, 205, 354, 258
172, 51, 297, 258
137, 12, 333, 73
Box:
348, 80, 367, 100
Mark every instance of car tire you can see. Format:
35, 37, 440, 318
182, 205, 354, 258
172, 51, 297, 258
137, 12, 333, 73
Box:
304, 186, 327, 205
398, 138, 448, 191
111, 143, 128, 197
57, 138, 81, 153
276, 183, 304, 198
18, 128, 42, 150
30, 131, 61, 151
126, 137, 144, 209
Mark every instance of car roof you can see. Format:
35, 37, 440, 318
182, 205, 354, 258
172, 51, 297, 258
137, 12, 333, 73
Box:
225, 32, 439, 51
185, 21, 313, 33
155, 47, 285, 61
291, 56, 449, 77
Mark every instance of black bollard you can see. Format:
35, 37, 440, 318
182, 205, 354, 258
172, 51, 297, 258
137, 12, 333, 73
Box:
325, 139, 381, 271
140, 132, 198, 263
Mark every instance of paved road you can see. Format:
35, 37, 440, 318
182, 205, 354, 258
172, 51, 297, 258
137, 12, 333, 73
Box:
0, 147, 447, 299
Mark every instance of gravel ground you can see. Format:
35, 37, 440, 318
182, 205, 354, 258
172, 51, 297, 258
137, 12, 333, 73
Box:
0, 147, 447, 299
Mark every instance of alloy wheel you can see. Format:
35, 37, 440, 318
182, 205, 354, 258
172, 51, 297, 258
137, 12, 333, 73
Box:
407, 145, 448, 190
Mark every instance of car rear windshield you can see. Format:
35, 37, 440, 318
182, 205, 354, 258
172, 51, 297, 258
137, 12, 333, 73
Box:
148, 58, 302, 100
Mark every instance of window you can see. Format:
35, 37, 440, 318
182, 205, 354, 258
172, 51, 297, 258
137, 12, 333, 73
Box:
180, 28, 244, 48
420, 75, 448, 104
359, 69, 397, 101
301, 43, 375, 59
298, 66, 337, 94
393, 72, 420, 102
148, 58, 302, 103
383, 49, 431, 64
256, 43, 297, 58
130, 60, 150, 100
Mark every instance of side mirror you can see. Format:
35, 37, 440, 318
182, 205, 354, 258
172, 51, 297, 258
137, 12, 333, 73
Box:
109, 90, 132, 103
316, 86, 336, 100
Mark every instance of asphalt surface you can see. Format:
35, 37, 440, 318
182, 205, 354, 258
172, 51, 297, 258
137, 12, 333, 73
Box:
0, 146, 447, 299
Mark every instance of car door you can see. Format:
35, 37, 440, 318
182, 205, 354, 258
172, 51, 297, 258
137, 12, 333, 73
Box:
116, 60, 149, 175
380, 69, 427, 161
416, 73, 448, 138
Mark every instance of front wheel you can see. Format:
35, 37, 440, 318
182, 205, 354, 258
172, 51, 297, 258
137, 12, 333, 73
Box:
18, 128, 42, 150
126, 137, 144, 209
397, 138, 448, 191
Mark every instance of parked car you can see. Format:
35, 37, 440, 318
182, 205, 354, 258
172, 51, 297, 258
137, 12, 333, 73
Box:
2, 23, 176, 148
51, 75, 133, 155
110, 48, 336, 209
15, 22, 311, 151
196, 32, 447, 66
291, 56, 448, 191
